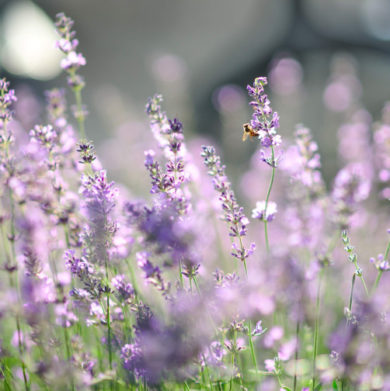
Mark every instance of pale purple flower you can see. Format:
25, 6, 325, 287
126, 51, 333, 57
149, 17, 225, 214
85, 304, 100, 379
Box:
264, 358, 276, 373
370, 254, 390, 272
252, 201, 277, 222
252, 320, 266, 337
0, 78, 17, 135
332, 162, 371, 229
29, 125, 57, 151
136, 251, 170, 297
111, 274, 134, 301
278, 338, 297, 361
61, 51, 87, 70
281, 125, 325, 196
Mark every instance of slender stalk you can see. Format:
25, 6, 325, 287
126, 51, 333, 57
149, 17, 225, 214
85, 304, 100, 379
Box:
192, 276, 215, 391
202, 356, 214, 391
63, 327, 75, 391
263, 147, 275, 253
293, 321, 300, 391
73, 85, 86, 139
179, 260, 184, 289
242, 260, 258, 372
104, 261, 114, 391
385, 240, 390, 260
351, 258, 369, 298
229, 330, 237, 391
372, 270, 383, 295
5, 186, 29, 391
348, 274, 356, 312
312, 270, 323, 391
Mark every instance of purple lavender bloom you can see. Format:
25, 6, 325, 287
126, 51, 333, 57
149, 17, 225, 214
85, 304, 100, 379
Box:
373, 103, 390, 199
122, 296, 213, 385
111, 274, 134, 302
264, 358, 276, 373
281, 125, 325, 197
45, 88, 68, 130
61, 52, 87, 70
332, 162, 371, 229
125, 200, 199, 270
0, 78, 17, 142
55, 13, 86, 90
201, 145, 255, 262
252, 320, 266, 337
252, 201, 277, 222
29, 125, 58, 151
81, 170, 117, 224
246, 77, 282, 163
136, 251, 171, 297
145, 96, 190, 214
64, 250, 102, 299
370, 253, 390, 272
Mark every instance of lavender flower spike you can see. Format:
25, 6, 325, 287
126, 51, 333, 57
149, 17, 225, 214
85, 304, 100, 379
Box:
201, 145, 255, 263
247, 76, 281, 166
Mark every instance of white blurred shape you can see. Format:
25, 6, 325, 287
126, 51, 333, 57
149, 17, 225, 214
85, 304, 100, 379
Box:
0, 1, 62, 80
362, 0, 390, 41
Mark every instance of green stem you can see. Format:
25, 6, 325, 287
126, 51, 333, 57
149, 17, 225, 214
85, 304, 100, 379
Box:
293, 321, 300, 391
104, 262, 113, 391
5, 188, 29, 391
229, 331, 237, 391
263, 146, 275, 253
385, 240, 390, 259
203, 356, 214, 391
312, 270, 323, 391
372, 270, 383, 296
63, 327, 75, 391
348, 274, 356, 313
359, 275, 369, 298
73, 87, 86, 139
179, 260, 184, 289
243, 260, 258, 372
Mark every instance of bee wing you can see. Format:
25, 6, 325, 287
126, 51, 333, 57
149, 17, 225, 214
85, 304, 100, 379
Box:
242, 131, 248, 142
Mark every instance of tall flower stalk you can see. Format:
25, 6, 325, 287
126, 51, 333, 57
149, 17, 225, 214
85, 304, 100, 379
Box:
0, 79, 30, 391
55, 13, 87, 139
201, 146, 258, 373
246, 77, 281, 252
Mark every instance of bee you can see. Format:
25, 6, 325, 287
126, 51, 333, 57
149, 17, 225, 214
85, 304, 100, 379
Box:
242, 123, 259, 142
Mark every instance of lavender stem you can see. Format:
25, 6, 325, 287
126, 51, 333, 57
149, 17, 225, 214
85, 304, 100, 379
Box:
263, 146, 276, 253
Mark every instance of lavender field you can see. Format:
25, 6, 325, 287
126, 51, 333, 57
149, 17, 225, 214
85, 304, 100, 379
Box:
1, 11, 390, 391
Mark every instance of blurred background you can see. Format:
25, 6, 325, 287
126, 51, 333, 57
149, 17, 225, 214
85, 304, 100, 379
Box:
1, 0, 390, 190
